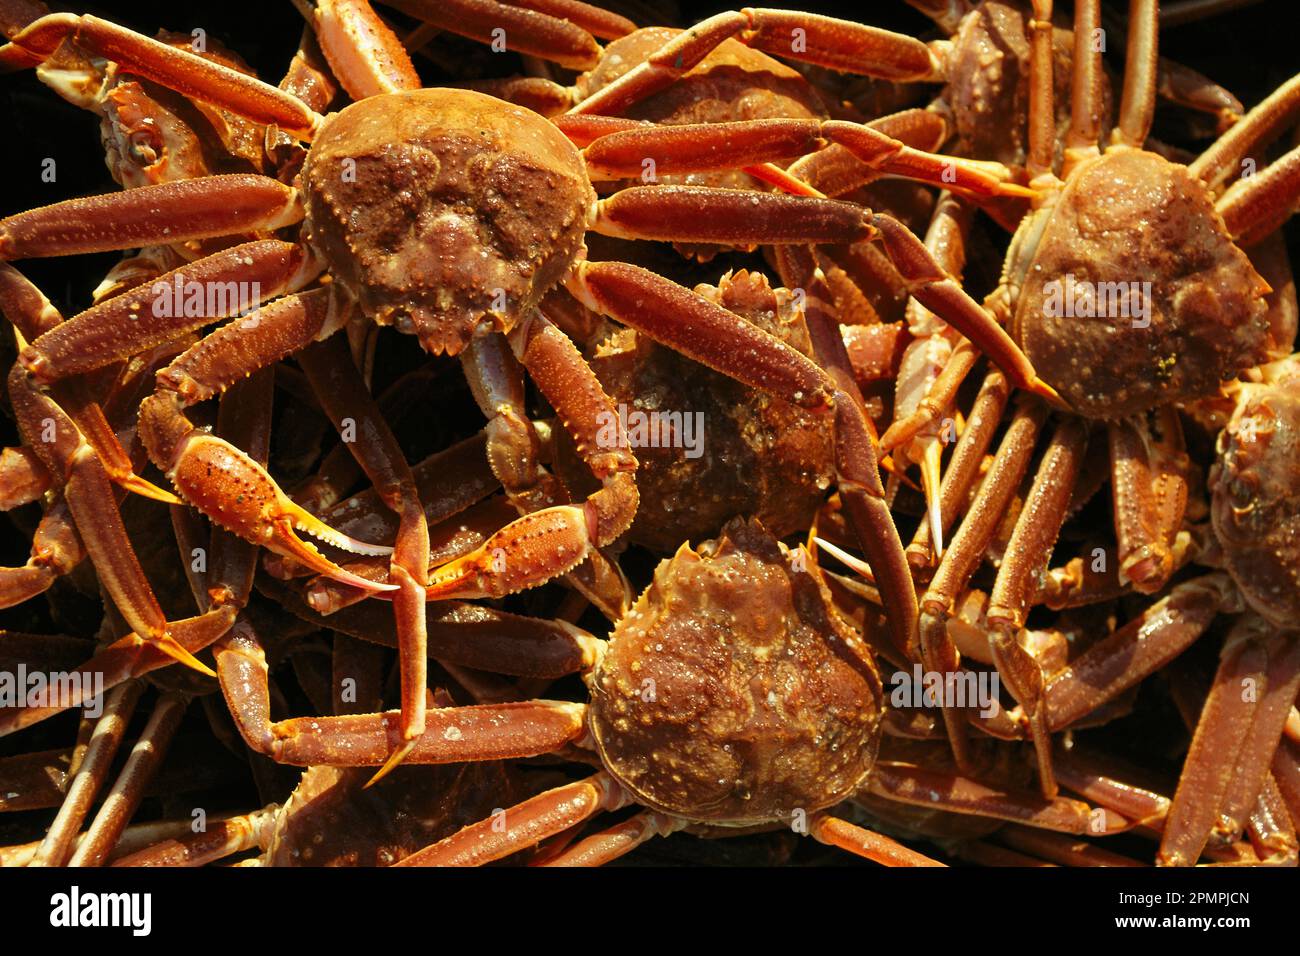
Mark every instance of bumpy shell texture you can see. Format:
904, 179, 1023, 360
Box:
589, 518, 883, 825
1211, 373, 1300, 628
303, 88, 594, 355
1011, 149, 1270, 420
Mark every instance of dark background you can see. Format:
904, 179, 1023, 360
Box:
0, 0, 1296, 865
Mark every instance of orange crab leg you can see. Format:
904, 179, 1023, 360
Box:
6, 366, 213, 674
0, 179, 303, 262
3, 13, 322, 137
309, 0, 421, 99
382, 0, 601, 69
297, 334, 430, 779
581, 117, 1029, 198
397, 771, 630, 866
568, 8, 939, 117
215, 621, 587, 767
1160, 622, 1300, 866
1041, 574, 1235, 733
425, 313, 638, 602
771, 243, 917, 658
135, 291, 396, 590
872, 214, 1059, 402
461, 333, 633, 620
808, 815, 946, 866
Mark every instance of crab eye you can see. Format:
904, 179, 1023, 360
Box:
127, 128, 161, 166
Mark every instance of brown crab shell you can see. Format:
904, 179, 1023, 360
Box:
1210, 372, 1300, 628
553, 270, 836, 552
1009, 148, 1271, 420
301, 88, 595, 355
587, 518, 884, 826
944, 0, 1105, 169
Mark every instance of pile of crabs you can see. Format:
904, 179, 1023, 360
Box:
0, 0, 1298, 867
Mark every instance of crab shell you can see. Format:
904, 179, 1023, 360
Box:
587, 518, 884, 826
1006, 148, 1271, 420
945, 0, 1088, 168
553, 270, 835, 552
1210, 370, 1300, 628
301, 88, 595, 355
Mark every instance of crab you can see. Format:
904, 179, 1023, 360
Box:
0, 1, 1073, 777
194, 518, 1134, 867
827, 0, 1300, 794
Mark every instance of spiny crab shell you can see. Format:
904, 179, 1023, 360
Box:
302, 88, 595, 355
587, 518, 883, 826
555, 270, 835, 552
945, 0, 1087, 168
1210, 363, 1300, 628
1008, 148, 1271, 420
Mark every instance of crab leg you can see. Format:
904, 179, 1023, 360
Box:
1063, 0, 1104, 172
868, 761, 1116, 834
1217, 142, 1300, 248
306, 0, 421, 99
581, 117, 1029, 198
2, 13, 321, 137
1160, 621, 1300, 866
0, 444, 47, 508
419, 313, 637, 603
595, 190, 1054, 403
788, 108, 949, 197
6, 366, 217, 672
1053, 747, 1172, 828
1112, 0, 1158, 149
809, 815, 946, 866
771, 244, 917, 657
260, 575, 598, 679
397, 771, 631, 866
568, 9, 939, 117
62, 692, 188, 867
869, 214, 1058, 400
994, 827, 1145, 867
290, 366, 445, 517
883, 193, 976, 556
1191, 71, 1300, 191
1107, 410, 1191, 594
985, 418, 1088, 797
26, 682, 144, 867
0, 607, 237, 737
593, 184, 876, 246
1025, 0, 1057, 181
1242, 774, 1299, 865
461, 333, 632, 619
135, 291, 396, 590
1042, 574, 1234, 732
297, 334, 430, 778
217, 620, 587, 766
0, 178, 301, 262
905, 368, 1010, 571
382, 0, 603, 69
538, 811, 685, 866
918, 397, 1049, 770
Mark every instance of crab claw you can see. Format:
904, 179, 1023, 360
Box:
115, 471, 184, 505
166, 432, 396, 593
424, 506, 592, 602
